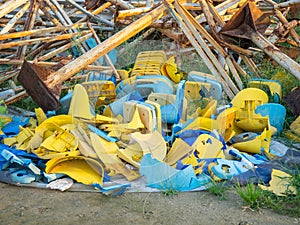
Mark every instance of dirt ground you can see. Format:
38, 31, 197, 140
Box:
0, 182, 298, 225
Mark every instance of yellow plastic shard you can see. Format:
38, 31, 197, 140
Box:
290, 116, 300, 133
123, 101, 137, 123
145, 100, 162, 134
258, 169, 297, 196
90, 132, 140, 181
3, 137, 17, 146
165, 138, 194, 166
183, 117, 219, 131
235, 99, 269, 132
184, 81, 211, 101
117, 142, 142, 168
33, 147, 81, 159
36, 115, 74, 133
130, 131, 167, 161
95, 114, 119, 124
136, 104, 154, 133
284, 116, 300, 142
200, 100, 217, 118
231, 88, 269, 108
68, 84, 94, 120
35, 107, 47, 125
232, 127, 272, 154
161, 56, 181, 83
41, 128, 78, 153
192, 134, 225, 159
15, 127, 35, 150
45, 156, 104, 186
69, 127, 98, 159
217, 107, 243, 142
99, 108, 144, 132
148, 93, 188, 122
117, 70, 129, 80
81, 80, 116, 106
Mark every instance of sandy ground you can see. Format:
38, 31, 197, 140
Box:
0, 182, 298, 225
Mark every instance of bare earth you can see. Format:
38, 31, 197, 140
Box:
0, 182, 298, 225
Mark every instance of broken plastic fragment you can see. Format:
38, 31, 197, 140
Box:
45, 155, 104, 186
68, 84, 95, 120
161, 56, 181, 83
35, 108, 47, 125
192, 134, 225, 159
90, 132, 140, 181
140, 154, 211, 191
47, 177, 74, 191
1, 149, 41, 175
209, 158, 249, 180
130, 131, 167, 161
258, 169, 297, 196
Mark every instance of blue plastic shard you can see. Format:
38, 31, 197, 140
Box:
0, 144, 39, 170
93, 182, 131, 196
160, 80, 186, 124
8, 168, 37, 184
1, 116, 30, 135
108, 91, 144, 116
188, 72, 223, 100
210, 158, 249, 180
87, 124, 118, 142
255, 103, 286, 134
140, 154, 211, 191
228, 148, 265, 165
177, 130, 210, 146
1, 149, 42, 175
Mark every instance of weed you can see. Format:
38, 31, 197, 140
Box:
162, 188, 178, 196
206, 179, 230, 200
235, 182, 263, 211
261, 167, 300, 217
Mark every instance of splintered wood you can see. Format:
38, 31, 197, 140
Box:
0, 0, 299, 108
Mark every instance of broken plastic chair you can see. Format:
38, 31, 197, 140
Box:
140, 153, 211, 191
160, 56, 181, 83
230, 127, 272, 154
184, 81, 212, 102
208, 158, 249, 180
255, 103, 286, 134
103, 90, 143, 117
192, 134, 225, 159
216, 106, 243, 142
188, 71, 222, 100
81, 80, 116, 106
131, 51, 166, 77
231, 88, 269, 132
148, 80, 186, 124
116, 75, 174, 99
248, 78, 282, 103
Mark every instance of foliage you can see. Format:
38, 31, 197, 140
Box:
235, 182, 264, 211
206, 179, 230, 200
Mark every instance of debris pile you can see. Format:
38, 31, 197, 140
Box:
0, 0, 299, 194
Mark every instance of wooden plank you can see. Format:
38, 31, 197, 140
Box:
45, 4, 168, 87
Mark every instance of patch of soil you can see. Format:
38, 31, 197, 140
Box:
0, 182, 298, 225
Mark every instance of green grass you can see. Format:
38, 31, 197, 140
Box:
235, 182, 264, 211
206, 179, 230, 200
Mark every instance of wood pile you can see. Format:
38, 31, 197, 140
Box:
0, 0, 299, 110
